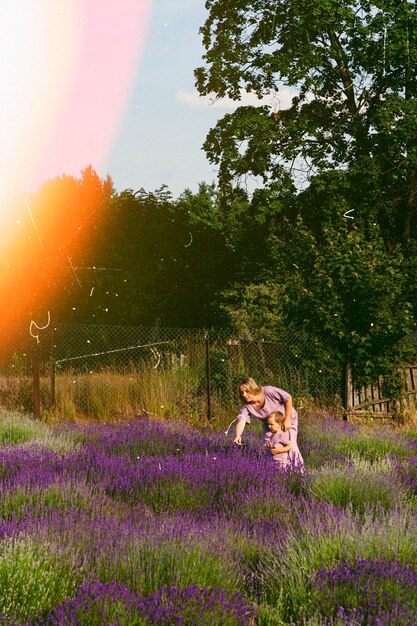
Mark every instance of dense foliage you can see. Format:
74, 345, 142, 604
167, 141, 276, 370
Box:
194, 0, 417, 387
196, 0, 417, 246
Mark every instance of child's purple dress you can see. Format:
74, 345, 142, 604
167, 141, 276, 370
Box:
264, 430, 304, 469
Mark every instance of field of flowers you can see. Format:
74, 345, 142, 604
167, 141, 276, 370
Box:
0, 409, 416, 625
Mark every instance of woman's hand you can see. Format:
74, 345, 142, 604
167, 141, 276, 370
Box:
234, 420, 245, 445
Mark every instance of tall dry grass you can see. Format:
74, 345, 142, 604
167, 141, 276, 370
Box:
0, 365, 237, 428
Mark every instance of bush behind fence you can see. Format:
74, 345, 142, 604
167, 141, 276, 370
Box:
0, 324, 342, 422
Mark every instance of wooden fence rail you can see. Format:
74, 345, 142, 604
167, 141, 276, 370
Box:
345, 364, 417, 417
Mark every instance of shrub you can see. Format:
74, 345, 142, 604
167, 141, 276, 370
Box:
307, 558, 417, 625
0, 535, 82, 622
27, 580, 256, 626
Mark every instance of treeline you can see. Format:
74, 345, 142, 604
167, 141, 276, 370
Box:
2, 169, 264, 330
1, 163, 416, 395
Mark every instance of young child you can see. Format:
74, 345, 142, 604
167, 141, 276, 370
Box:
264, 411, 304, 469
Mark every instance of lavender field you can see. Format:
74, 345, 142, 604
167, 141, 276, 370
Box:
0, 411, 416, 625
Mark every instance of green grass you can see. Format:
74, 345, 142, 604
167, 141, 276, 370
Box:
254, 502, 417, 621
309, 457, 401, 515
98, 537, 242, 597
0, 535, 83, 622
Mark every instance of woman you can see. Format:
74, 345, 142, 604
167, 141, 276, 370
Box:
233, 376, 298, 445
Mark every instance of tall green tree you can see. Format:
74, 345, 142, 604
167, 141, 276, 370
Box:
196, 1, 417, 391
278, 179, 416, 392
196, 0, 417, 246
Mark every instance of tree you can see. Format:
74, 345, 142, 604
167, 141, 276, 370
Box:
0, 167, 114, 327
277, 197, 416, 394
196, 0, 417, 246
214, 168, 417, 397
221, 280, 286, 341
82, 184, 244, 328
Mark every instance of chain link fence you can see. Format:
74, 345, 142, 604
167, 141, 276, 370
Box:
0, 323, 343, 422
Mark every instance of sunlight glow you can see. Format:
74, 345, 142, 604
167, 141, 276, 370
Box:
0, 0, 152, 235
0, 2, 77, 222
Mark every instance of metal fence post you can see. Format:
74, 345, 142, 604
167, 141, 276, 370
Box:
342, 362, 353, 420
50, 321, 56, 409
205, 331, 212, 420
32, 346, 41, 420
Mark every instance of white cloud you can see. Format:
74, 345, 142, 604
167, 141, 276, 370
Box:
176, 88, 296, 111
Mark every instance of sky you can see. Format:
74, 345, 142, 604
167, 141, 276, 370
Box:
0, 0, 288, 213
106, 0, 222, 197
0, 0, 221, 205
108, 0, 289, 197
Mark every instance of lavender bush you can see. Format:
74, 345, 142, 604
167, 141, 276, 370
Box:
254, 500, 417, 621
308, 558, 417, 625
0, 535, 83, 623
0, 411, 415, 624
25, 580, 256, 626
299, 414, 412, 466
308, 458, 402, 516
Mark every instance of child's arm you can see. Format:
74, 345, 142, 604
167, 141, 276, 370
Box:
270, 442, 293, 455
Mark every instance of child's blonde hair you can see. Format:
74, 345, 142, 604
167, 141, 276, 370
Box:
267, 411, 285, 424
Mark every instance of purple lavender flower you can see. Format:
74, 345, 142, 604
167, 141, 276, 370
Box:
309, 558, 417, 625
25, 580, 256, 625
396, 456, 417, 496
0, 414, 415, 625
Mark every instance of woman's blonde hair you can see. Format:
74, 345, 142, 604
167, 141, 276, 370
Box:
238, 376, 262, 400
